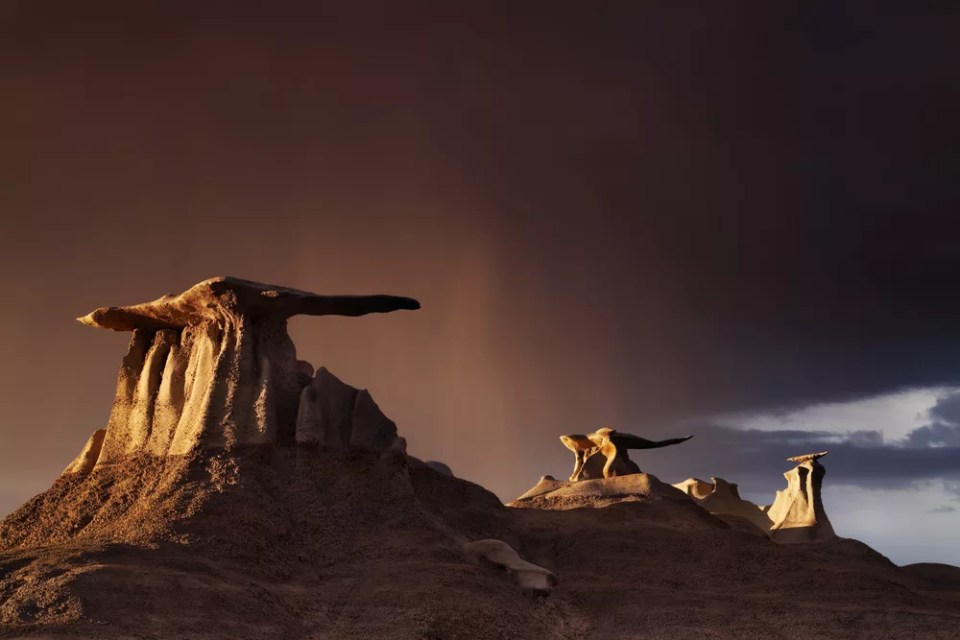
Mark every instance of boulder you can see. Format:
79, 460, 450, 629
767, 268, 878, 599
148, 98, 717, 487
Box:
424, 461, 454, 477
462, 539, 557, 595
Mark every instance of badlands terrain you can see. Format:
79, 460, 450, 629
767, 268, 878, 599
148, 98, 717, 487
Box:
1, 277, 958, 639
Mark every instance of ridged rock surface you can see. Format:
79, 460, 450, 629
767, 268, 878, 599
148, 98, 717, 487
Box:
674, 452, 836, 543
71, 277, 418, 471
766, 452, 836, 543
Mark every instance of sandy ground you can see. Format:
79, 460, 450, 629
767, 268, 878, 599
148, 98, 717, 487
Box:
1, 450, 958, 639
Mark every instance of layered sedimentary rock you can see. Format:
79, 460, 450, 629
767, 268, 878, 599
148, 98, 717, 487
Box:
72, 277, 419, 471
766, 451, 835, 543
509, 472, 694, 510
559, 428, 693, 481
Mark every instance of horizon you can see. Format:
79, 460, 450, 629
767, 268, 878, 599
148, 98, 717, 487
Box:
2, 2, 959, 570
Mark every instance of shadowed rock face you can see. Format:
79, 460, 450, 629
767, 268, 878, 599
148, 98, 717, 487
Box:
462, 539, 557, 594
70, 277, 419, 470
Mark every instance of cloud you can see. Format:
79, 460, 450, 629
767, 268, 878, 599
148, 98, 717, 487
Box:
651, 391, 960, 497
639, 415, 960, 503
928, 393, 960, 424
904, 393, 960, 447
928, 506, 957, 514
904, 424, 960, 448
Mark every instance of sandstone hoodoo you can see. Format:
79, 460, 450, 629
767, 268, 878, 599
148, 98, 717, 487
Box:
766, 451, 835, 543
674, 451, 836, 543
3, 277, 582, 639
559, 427, 693, 481
72, 276, 420, 470
3, 279, 959, 639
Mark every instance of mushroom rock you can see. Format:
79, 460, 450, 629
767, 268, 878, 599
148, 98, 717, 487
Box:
673, 476, 773, 534
560, 428, 693, 481
462, 539, 557, 595
766, 451, 835, 543
72, 276, 419, 472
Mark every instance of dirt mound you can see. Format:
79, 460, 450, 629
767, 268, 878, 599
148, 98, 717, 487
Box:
901, 562, 960, 592
0, 449, 577, 640
4, 446, 960, 639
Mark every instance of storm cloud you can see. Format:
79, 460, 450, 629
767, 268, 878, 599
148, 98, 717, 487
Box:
1, 2, 959, 520
640, 392, 960, 503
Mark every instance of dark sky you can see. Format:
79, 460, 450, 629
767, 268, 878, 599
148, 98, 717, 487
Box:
2, 2, 960, 555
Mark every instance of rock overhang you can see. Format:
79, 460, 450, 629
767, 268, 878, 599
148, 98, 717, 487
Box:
78, 276, 421, 332
66, 277, 420, 473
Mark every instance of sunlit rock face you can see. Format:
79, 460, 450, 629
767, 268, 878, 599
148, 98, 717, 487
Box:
509, 472, 694, 511
673, 476, 773, 534
559, 428, 693, 481
69, 277, 419, 472
766, 451, 835, 543
675, 451, 836, 543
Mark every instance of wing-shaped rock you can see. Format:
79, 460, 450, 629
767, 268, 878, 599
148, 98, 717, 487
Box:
69, 277, 418, 471
78, 276, 419, 331
560, 427, 692, 481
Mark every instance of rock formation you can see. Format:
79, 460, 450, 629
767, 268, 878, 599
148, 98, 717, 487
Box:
509, 472, 697, 511
766, 451, 835, 543
559, 428, 692, 481
71, 276, 419, 471
673, 476, 773, 534
7, 280, 957, 640
424, 460, 454, 477
462, 539, 557, 594
675, 451, 836, 543
62, 428, 107, 475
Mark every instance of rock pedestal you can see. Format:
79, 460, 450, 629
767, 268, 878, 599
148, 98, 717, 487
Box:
675, 451, 836, 543
766, 451, 835, 543
67, 277, 419, 472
